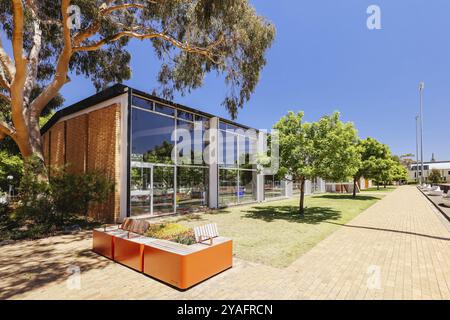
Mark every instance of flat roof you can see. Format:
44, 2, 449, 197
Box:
41, 83, 256, 134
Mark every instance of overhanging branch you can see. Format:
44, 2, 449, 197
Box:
73, 31, 224, 64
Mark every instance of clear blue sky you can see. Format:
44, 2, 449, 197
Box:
48, 1, 450, 161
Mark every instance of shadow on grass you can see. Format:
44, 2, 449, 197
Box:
313, 194, 380, 201
242, 205, 341, 224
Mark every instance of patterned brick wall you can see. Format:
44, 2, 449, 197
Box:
42, 103, 122, 223
49, 122, 66, 172
66, 114, 88, 174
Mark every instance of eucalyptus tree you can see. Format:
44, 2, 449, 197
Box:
0, 0, 275, 176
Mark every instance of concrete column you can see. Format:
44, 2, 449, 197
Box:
285, 174, 293, 197
208, 117, 219, 208
256, 131, 266, 202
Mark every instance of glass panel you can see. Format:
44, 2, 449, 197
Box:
177, 110, 193, 121
195, 115, 210, 128
132, 96, 153, 110
219, 131, 238, 167
131, 108, 174, 164
155, 103, 175, 116
176, 167, 208, 214
130, 166, 151, 216
219, 169, 238, 206
239, 170, 257, 203
264, 175, 284, 199
153, 166, 174, 215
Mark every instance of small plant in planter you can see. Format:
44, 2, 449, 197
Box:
145, 223, 196, 245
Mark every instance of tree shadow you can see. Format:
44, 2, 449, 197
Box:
242, 205, 341, 224
313, 194, 380, 201
0, 230, 111, 299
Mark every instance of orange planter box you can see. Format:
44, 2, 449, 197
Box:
92, 229, 115, 259
143, 238, 233, 290
92, 228, 233, 290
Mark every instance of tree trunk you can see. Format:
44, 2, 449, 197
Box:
15, 120, 48, 182
352, 177, 357, 198
299, 178, 305, 215
377, 183, 380, 190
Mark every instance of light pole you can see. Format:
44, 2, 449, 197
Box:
419, 82, 425, 183
415, 115, 420, 184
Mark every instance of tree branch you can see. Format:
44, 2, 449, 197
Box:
73, 31, 225, 64
0, 92, 11, 103
0, 119, 15, 137
0, 35, 14, 85
30, 0, 72, 118
73, 1, 156, 46
10, 0, 29, 143
24, 0, 43, 101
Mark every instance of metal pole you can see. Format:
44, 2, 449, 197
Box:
415, 115, 420, 184
419, 82, 425, 184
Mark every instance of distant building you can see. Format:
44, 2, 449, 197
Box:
408, 159, 450, 182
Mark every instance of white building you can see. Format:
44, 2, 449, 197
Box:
408, 160, 450, 182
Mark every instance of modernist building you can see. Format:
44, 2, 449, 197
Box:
41, 84, 324, 223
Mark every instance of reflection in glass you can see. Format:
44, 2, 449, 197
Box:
177, 167, 208, 213
132, 96, 153, 110
155, 103, 175, 116
219, 169, 238, 206
219, 131, 238, 167
153, 166, 174, 214
132, 108, 174, 164
264, 175, 284, 199
130, 165, 151, 216
239, 170, 257, 203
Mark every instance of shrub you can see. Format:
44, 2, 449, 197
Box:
145, 223, 196, 245
16, 157, 114, 227
0, 150, 23, 192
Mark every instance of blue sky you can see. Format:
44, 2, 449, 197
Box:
7, 1, 450, 160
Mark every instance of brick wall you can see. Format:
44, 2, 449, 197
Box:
41, 103, 122, 223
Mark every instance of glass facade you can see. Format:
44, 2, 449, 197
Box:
218, 122, 257, 206
130, 96, 209, 217
128, 94, 285, 217
264, 175, 284, 199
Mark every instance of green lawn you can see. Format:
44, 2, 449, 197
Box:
361, 186, 397, 192
170, 193, 384, 268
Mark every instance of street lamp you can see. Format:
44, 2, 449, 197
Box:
415, 115, 420, 184
6, 175, 13, 198
419, 82, 425, 184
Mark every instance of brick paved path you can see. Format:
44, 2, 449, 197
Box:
1, 186, 449, 300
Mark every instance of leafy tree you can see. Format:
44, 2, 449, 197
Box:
352, 138, 391, 196
273, 111, 313, 214
354, 137, 391, 190
428, 168, 442, 185
274, 111, 360, 214
0, 0, 275, 176
310, 112, 360, 187
389, 161, 408, 185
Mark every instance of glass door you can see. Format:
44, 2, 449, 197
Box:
130, 163, 152, 216
131, 163, 175, 216
152, 166, 175, 215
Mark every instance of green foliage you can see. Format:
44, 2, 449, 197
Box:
310, 112, 361, 182
50, 168, 114, 220
145, 223, 196, 245
273, 111, 314, 181
15, 156, 114, 227
428, 169, 442, 184
0, 150, 23, 192
0, 0, 275, 119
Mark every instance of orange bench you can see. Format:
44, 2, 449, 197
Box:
92, 220, 233, 289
